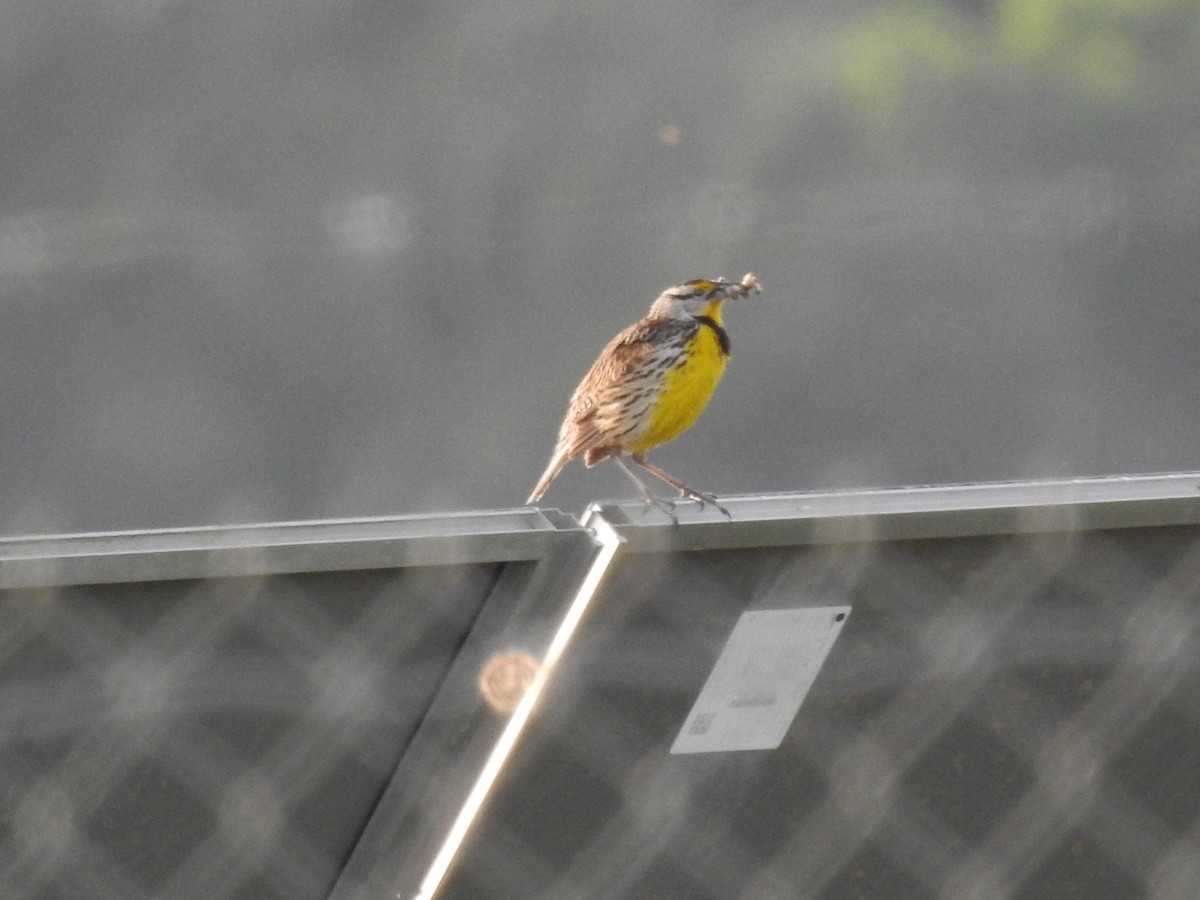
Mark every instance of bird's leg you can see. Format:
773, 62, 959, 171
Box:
612, 455, 678, 521
630, 453, 731, 519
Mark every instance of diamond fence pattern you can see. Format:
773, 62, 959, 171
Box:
2, 521, 1200, 900
444, 526, 1200, 900
0, 564, 500, 900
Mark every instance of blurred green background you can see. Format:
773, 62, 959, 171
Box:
2, 0, 1197, 532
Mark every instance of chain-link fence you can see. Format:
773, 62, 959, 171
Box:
447, 525, 1200, 899
0, 564, 501, 900
3, 482, 1200, 900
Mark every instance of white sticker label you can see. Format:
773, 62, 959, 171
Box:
671, 607, 850, 754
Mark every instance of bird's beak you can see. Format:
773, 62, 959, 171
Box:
720, 273, 761, 300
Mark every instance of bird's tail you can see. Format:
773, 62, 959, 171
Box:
526, 447, 570, 504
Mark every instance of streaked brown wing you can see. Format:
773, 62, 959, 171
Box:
554, 318, 689, 461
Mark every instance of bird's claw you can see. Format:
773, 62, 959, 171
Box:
681, 489, 731, 520
640, 492, 679, 524
637, 490, 730, 524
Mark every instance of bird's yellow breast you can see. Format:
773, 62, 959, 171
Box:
631, 304, 729, 452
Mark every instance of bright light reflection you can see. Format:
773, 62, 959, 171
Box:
412, 519, 623, 900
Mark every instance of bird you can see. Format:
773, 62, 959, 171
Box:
526, 272, 761, 517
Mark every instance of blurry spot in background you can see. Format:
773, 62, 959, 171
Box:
324, 193, 414, 260
478, 651, 538, 715
658, 124, 683, 146
0, 205, 256, 282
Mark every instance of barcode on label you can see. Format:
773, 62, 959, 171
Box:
688, 713, 715, 735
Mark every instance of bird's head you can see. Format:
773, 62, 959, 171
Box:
647, 273, 761, 322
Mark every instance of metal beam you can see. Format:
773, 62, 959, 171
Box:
0, 508, 582, 589
584, 472, 1200, 553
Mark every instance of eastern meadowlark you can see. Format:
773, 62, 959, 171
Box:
526, 272, 761, 516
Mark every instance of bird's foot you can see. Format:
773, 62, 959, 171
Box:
639, 492, 679, 524
680, 488, 731, 520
